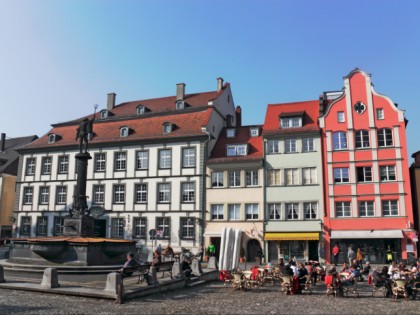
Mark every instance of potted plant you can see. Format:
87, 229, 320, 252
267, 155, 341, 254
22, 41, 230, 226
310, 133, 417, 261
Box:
239, 247, 246, 263
204, 247, 210, 262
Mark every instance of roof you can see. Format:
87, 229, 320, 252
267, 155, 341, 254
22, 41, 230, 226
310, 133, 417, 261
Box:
262, 100, 320, 136
0, 135, 38, 175
207, 125, 263, 164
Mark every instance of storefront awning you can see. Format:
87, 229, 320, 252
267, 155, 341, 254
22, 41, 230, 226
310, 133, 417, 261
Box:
264, 232, 319, 241
331, 230, 403, 239
203, 231, 222, 237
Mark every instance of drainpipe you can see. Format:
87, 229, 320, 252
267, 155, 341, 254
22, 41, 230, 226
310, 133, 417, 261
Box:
201, 127, 212, 249
262, 138, 267, 263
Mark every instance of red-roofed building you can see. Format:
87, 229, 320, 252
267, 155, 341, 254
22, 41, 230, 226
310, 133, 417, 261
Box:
15, 78, 238, 253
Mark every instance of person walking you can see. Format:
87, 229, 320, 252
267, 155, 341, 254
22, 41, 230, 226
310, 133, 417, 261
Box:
347, 246, 355, 266
356, 247, 364, 269
208, 242, 216, 257
332, 243, 340, 266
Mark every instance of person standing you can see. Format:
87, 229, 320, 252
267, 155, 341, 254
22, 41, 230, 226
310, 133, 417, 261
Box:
208, 242, 216, 257
347, 246, 355, 266
332, 243, 340, 266
356, 247, 364, 269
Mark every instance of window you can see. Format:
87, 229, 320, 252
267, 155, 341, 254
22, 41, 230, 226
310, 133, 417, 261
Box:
267, 140, 280, 154
285, 168, 299, 185
48, 134, 56, 143
359, 201, 374, 217
114, 152, 127, 171
268, 169, 281, 186
337, 111, 345, 123
136, 151, 149, 170
227, 144, 247, 156
111, 218, 124, 238
41, 156, 52, 174
95, 153, 106, 172
39, 186, 50, 204
36, 216, 48, 236
23, 187, 33, 204
133, 217, 147, 239
20, 216, 31, 236
137, 105, 146, 115
113, 184, 125, 204
281, 116, 302, 128
302, 168, 317, 185
134, 183, 147, 203
53, 217, 64, 236
182, 148, 196, 168
120, 127, 129, 137
228, 171, 241, 187
285, 139, 297, 153
56, 186, 67, 204
180, 218, 195, 239
181, 182, 195, 202
176, 100, 185, 110
378, 128, 393, 147
357, 167, 372, 182
211, 204, 224, 220
93, 185, 105, 204
250, 127, 259, 137
245, 204, 259, 220
226, 129, 235, 138
158, 183, 171, 203
246, 170, 259, 186
334, 168, 349, 183
159, 149, 172, 169
268, 204, 281, 220
286, 203, 299, 220
333, 132, 347, 150
26, 158, 36, 175
336, 202, 351, 217
58, 156, 69, 174
212, 172, 224, 187
156, 217, 170, 239
382, 200, 398, 216
303, 138, 315, 152
100, 110, 109, 119
355, 130, 370, 148
228, 204, 241, 220
376, 108, 384, 120
304, 202, 317, 219
163, 123, 172, 134
380, 166, 396, 181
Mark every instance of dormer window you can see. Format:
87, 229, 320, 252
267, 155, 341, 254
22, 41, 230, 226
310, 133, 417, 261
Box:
227, 144, 248, 156
163, 122, 173, 134
100, 110, 109, 119
48, 134, 57, 143
280, 113, 303, 128
137, 105, 148, 115
120, 127, 130, 137
226, 129, 236, 138
176, 100, 185, 110
250, 127, 259, 137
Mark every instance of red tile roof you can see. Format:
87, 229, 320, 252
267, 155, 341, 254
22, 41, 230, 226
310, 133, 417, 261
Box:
262, 100, 320, 136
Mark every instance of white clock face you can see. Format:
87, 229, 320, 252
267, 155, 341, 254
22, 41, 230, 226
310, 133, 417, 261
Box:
354, 101, 366, 114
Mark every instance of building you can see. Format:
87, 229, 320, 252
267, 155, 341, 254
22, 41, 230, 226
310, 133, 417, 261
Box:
319, 69, 416, 264
409, 151, 420, 254
14, 78, 237, 252
262, 101, 324, 263
205, 116, 264, 261
0, 133, 37, 238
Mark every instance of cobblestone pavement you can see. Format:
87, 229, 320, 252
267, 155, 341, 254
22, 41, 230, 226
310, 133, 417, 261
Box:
1, 281, 420, 315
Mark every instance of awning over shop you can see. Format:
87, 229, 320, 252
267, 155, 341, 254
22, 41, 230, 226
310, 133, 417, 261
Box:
203, 231, 222, 237
330, 230, 403, 239
264, 232, 319, 241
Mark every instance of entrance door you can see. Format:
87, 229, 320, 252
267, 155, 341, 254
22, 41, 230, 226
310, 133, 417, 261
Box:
247, 239, 262, 262
210, 237, 221, 258
308, 241, 319, 261
94, 219, 106, 237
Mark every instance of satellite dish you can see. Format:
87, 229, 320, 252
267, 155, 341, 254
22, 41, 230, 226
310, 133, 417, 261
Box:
90, 206, 105, 218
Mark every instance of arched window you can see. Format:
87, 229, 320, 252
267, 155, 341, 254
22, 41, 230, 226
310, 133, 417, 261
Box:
137, 105, 146, 115
332, 131, 347, 150
100, 110, 108, 119
48, 134, 56, 143
176, 101, 185, 110
120, 127, 129, 137
163, 123, 173, 134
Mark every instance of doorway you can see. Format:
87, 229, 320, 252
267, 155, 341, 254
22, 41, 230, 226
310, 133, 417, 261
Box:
94, 219, 107, 237
308, 241, 319, 261
210, 237, 221, 258
247, 239, 262, 262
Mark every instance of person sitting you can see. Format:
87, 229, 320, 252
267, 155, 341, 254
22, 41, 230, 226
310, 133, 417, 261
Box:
289, 261, 298, 276
341, 262, 349, 273
341, 266, 360, 287
282, 264, 294, 277
119, 252, 139, 278
360, 261, 371, 281
152, 249, 162, 269
163, 245, 174, 258
181, 257, 192, 278
297, 262, 309, 290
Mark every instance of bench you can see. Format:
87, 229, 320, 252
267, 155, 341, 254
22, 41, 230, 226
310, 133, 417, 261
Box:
156, 261, 175, 279
120, 263, 151, 284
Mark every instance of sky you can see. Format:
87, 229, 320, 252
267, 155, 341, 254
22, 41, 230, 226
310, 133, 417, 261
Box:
1, 0, 420, 155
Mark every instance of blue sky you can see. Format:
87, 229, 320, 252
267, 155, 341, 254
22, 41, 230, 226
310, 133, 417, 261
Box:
1, 0, 420, 154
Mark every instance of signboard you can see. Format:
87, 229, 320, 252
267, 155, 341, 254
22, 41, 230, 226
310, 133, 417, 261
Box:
406, 244, 414, 252
90, 206, 105, 218
149, 229, 157, 238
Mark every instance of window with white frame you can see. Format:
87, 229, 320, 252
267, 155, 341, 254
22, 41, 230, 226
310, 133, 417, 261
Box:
180, 218, 195, 239
284, 139, 297, 153
39, 186, 50, 204
36, 216, 48, 236
20, 216, 31, 236
228, 204, 241, 220
48, 134, 56, 143
357, 166, 372, 182
53, 216, 64, 236
181, 182, 195, 202
134, 183, 147, 203
56, 186, 67, 204
114, 152, 127, 171
268, 169, 281, 186
286, 203, 299, 220
41, 157, 52, 174
23, 187, 33, 204
304, 202, 317, 219
382, 200, 398, 216
378, 128, 393, 147
355, 130, 370, 148
302, 167, 317, 185
159, 149, 172, 169
376, 108, 384, 120
285, 168, 299, 185
182, 147, 196, 168
113, 184, 125, 203
137, 105, 146, 115
100, 110, 109, 119
250, 127, 259, 137
58, 156, 69, 174
136, 151, 149, 170
158, 183, 171, 203
267, 140, 280, 154
120, 127, 129, 137
163, 123, 173, 134
268, 203, 281, 220
26, 157, 36, 175
228, 171, 241, 187
245, 204, 259, 220
133, 217, 147, 239
246, 170, 259, 186
281, 116, 302, 128
337, 111, 345, 123
94, 153, 106, 172
211, 204, 224, 220
93, 185, 105, 204
226, 129, 236, 138
333, 131, 347, 150
303, 138, 315, 152
359, 201, 374, 217
212, 172, 224, 187
111, 218, 124, 238
176, 100, 185, 110
227, 144, 247, 156
156, 217, 170, 239
334, 168, 349, 183
336, 202, 351, 217
380, 165, 396, 181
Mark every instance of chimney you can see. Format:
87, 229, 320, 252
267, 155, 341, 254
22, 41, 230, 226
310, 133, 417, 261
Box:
217, 77, 224, 91
235, 106, 242, 127
107, 93, 116, 110
1, 133, 5, 152
176, 83, 185, 101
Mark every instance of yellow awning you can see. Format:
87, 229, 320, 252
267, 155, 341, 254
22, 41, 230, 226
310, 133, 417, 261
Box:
264, 232, 319, 241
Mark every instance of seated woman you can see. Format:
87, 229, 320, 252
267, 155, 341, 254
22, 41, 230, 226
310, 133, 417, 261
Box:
181, 257, 192, 278
163, 245, 174, 257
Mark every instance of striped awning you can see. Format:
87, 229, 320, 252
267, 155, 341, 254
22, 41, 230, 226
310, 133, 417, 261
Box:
264, 232, 319, 241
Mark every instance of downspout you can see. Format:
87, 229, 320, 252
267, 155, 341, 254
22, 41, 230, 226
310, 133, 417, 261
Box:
262, 138, 267, 263
201, 127, 212, 249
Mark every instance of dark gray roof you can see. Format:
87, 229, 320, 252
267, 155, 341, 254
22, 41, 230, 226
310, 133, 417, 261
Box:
0, 135, 38, 175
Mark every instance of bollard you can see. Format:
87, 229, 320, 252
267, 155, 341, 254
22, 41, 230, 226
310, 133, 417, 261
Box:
40, 268, 60, 288
0, 266, 5, 283
104, 272, 122, 295
172, 261, 184, 278
191, 259, 203, 276
148, 266, 159, 285
208, 257, 217, 269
